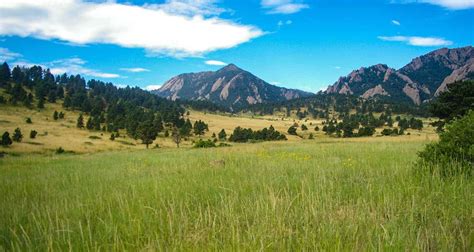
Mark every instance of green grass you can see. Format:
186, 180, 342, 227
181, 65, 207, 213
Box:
0, 140, 472, 250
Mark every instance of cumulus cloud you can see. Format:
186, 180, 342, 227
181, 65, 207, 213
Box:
205, 60, 227, 66
120, 67, 150, 73
392, 0, 474, 9
378, 36, 453, 46
392, 20, 401, 25
145, 85, 162, 91
0, 0, 263, 57
261, 0, 309, 14
0, 47, 22, 62
145, 0, 227, 17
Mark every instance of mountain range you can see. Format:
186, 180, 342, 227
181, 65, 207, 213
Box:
151, 64, 312, 109
326, 46, 474, 104
152, 46, 473, 109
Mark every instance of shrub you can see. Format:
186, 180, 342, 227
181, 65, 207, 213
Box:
26, 117, 32, 124
417, 110, 473, 177
30, 130, 37, 139
56, 147, 65, 154
194, 139, 216, 148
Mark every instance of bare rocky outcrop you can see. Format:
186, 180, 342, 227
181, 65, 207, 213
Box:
362, 85, 389, 99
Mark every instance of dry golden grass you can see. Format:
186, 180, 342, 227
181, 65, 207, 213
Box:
0, 103, 438, 154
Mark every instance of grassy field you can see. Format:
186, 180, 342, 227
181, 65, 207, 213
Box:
1, 138, 472, 250
0, 103, 439, 154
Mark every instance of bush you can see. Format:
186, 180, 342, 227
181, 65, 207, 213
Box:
56, 147, 65, 154
417, 110, 474, 177
26, 117, 32, 124
1, 132, 12, 146
194, 139, 216, 148
30, 130, 37, 139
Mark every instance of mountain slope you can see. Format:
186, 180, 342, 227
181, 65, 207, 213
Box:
152, 64, 312, 109
326, 46, 474, 104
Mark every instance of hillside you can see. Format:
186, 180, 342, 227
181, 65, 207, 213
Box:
152, 64, 312, 109
326, 46, 474, 104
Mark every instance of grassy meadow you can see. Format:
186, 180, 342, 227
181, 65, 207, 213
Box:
1, 138, 472, 250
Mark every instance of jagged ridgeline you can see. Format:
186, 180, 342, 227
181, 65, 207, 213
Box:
0, 63, 186, 138
326, 46, 474, 104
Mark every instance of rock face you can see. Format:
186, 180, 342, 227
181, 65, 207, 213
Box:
326, 46, 474, 104
152, 64, 312, 109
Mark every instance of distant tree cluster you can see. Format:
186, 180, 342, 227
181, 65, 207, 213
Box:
239, 93, 430, 119
229, 126, 287, 143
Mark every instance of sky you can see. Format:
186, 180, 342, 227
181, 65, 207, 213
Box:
0, 0, 473, 93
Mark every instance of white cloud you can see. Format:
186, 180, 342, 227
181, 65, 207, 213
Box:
270, 81, 282, 85
145, 85, 162, 91
378, 36, 453, 46
0, 0, 263, 57
392, 20, 401, 25
205, 60, 227, 66
261, 0, 309, 14
334, 66, 341, 70
392, 0, 474, 9
145, 0, 227, 17
120, 67, 150, 73
0, 47, 22, 62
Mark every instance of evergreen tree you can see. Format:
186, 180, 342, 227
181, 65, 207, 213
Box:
179, 119, 192, 136
12, 128, 23, 142
26, 117, 32, 124
86, 117, 93, 130
58, 111, 65, 119
193, 120, 209, 136
301, 124, 308, 131
77, 114, 84, 128
0, 62, 11, 87
1, 132, 12, 146
287, 126, 297, 135
218, 129, 227, 141
37, 97, 45, 109
110, 133, 115, 141
138, 120, 157, 149
53, 111, 59, 120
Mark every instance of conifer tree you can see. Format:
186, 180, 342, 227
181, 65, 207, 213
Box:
77, 114, 84, 128
1, 132, 12, 146
12, 128, 23, 142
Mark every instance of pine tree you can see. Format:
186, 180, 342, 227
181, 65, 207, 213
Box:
37, 97, 45, 109
0, 62, 11, 87
110, 133, 115, 141
77, 114, 84, 128
1, 132, 12, 146
53, 111, 59, 120
218, 129, 227, 141
86, 117, 93, 130
138, 120, 157, 149
12, 128, 23, 142
193, 120, 209, 136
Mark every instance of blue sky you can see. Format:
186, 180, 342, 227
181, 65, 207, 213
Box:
0, 0, 473, 92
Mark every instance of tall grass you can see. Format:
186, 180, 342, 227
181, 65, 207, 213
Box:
0, 140, 472, 250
